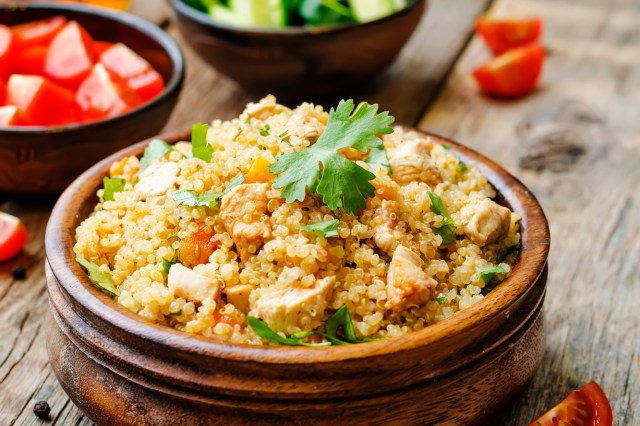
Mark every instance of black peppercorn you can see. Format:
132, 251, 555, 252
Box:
11, 264, 26, 280
33, 401, 50, 420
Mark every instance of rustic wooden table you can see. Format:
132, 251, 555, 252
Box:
1, 0, 639, 424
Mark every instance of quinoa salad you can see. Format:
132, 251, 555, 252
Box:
73, 96, 521, 347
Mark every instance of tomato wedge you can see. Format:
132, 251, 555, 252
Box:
45, 21, 95, 89
529, 381, 613, 426
476, 16, 543, 55
76, 63, 140, 121
93, 41, 114, 57
11, 15, 66, 49
7, 74, 79, 126
0, 105, 20, 126
0, 212, 29, 262
0, 25, 14, 80
14, 45, 48, 75
0, 79, 6, 105
100, 43, 164, 102
473, 43, 544, 97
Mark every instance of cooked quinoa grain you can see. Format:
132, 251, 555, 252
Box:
74, 96, 521, 346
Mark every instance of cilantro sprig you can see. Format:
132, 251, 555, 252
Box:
161, 250, 180, 274
172, 172, 245, 208
481, 265, 507, 284
428, 192, 457, 245
300, 219, 340, 238
269, 100, 394, 215
102, 176, 125, 201
76, 257, 119, 298
190, 123, 213, 162
138, 139, 173, 174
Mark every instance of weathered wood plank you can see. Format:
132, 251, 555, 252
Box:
418, 0, 640, 424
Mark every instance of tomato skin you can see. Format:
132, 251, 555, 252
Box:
0, 212, 29, 262
529, 381, 613, 426
126, 69, 164, 102
7, 74, 79, 126
0, 79, 5, 106
14, 45, 48, 76
93, 41, 114, 57
473, 43, 545, 97
0, 25, 15, 80
75, 63, 140, 121
476, 17, 543, 55
11, 16, 66, 49
45, 21, 95, 89
0, 105, 20, 127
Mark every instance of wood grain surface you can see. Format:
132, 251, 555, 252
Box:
0, 0, 638, 425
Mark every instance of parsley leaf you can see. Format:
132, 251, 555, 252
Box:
161, 250, 180, 274
190, 123, 213, 162
435, 293, 448, 304
300, 219, 340, 238
76, 257, 120, 298
247, 316, 330, 347
481, 265, 507, 284
172, 172, 245, 208
103, 176, 125, 201
270, 100, 394, 215
138, 139, 173, 174
428, 192, 457, 245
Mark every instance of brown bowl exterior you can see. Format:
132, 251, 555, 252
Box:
170, 0, 425, 101
45, 129, 550, 425
0, 3, 185, 194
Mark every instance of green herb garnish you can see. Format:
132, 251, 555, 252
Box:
172, 190, 221, 208
223, 171, 245, 195
162, 250, 180, 274
456, 162, 468, 173
428, 192, 457, 245
76, 257, 119, 298
247, 316, 330, 347
103, 176, 125, 201
190, 123, 213, 162
365, 145, 392, 174
259, 124, 270, 136
435, 293, 448, 304
497, 243, 520, 263
168, 234, 181, 240
278, 129, 289, 140
138, 139, 173, 174
481, 266, 507, 284
300, 219, 340, 238
169, 308, 183, 316
324, 306, 376, 344
441, 144, 452, 150
270, 100, 394, 215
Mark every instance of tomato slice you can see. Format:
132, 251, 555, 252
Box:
529, 381, 613, 426
14, 45, 48, 76
0, 212, 29, 262
476, 16, 543, 55
93, 41, 114, 57
76, 63, 140, 121
7, 74, 79, 126
11, 15, 66, 49
0, 79, 6, 106
45, 21, 95, 89
100, 43, 164, 102
472, 43, 544, 97
0, 105, 20, 127
0, 25, 14, 80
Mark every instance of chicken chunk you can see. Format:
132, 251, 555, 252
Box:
251, 275, 335, 334
220, 183, 271, 262
389, 139, 442, 186
168, 263, 221, 304
135, 162, 179, 199
385, 245, 437, 312
460, 199, 511, 247
225, 284, 254, 313
372, 201, 402, 256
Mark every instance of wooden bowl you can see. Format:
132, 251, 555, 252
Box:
45, 128, 550, 425
0, 3, 185, 194
170, 0, 426, 102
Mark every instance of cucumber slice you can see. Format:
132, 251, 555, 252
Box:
208, 4, 245, 26
209, 0, 286, 28
348, 0, 395, 23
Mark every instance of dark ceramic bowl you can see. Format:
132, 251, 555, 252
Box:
45, 128, 550, 425
0, 3, 184, 194
170, 0, 425, 101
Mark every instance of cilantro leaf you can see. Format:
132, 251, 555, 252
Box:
300, 219, 340, 238
223, 171, 245, 195
259, 124, 270, 136
435, 293, 448, 304
324, 306, 377, 344
190, 123, 213, 162
481, 265, 507, 284
270, 100, 394, 214
76, 257, 119, 298
172, 190, 220, 208
138, 139, 173, 174
428, 192, 457, 245
161, 250, 180, 274
247, 316, 330, 347
456, 162, 468, 173
103, 176, 125, 201
365, 145, 392, 173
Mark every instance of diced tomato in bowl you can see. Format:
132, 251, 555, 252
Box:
7, 74, 79, 126
11, 15, 66, 49
45, 21, 95, 89
0, 24, 14, 80
76, 63, 141, 121
14, 45, 48, 75
0, 105, 20, 126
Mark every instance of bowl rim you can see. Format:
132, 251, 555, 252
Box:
170, 0, 425, 36
46, 126, 550, 364
0, 2, 185, 136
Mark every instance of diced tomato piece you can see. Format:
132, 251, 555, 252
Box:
76, 63, 140, 121
0, 105, 19, 126
45, 21, 95, 89
472, 43, 545, 98
528, 381, 613, 426
0, 212, 29, 262
0, 79, 5, 105
476, 17, 543, 55
14, 45, 48, 75
0, 25, 14, 80
100, 43, 164, 102
7, 74, 79, 126
93, 41, 114, 57
11, 15, 66, 49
